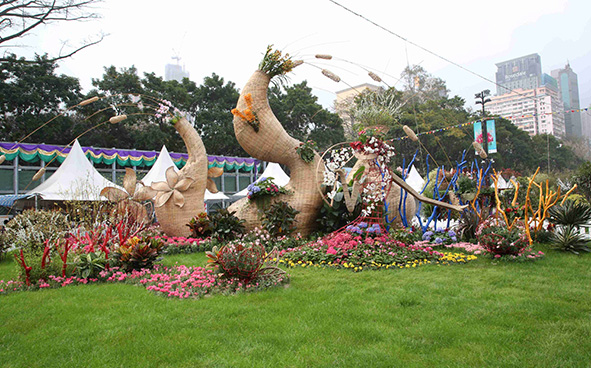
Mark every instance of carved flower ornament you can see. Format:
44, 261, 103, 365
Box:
151, 167, 195, 208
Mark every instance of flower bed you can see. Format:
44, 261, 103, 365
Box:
279, 229, 476, 272
0, 265, 289, 299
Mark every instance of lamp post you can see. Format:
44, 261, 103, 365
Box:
475, 89, 491, 156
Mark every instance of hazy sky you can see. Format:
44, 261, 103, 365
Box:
8, 0, 591, 112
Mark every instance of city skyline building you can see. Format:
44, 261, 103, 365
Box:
486, 81, 565, 137
551, 62, 582, 137
164, 62, 189, 82
495, 53, 542, 95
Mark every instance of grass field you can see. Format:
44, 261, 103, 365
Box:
1, 248, 590, 367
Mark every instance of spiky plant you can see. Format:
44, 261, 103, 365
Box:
550, 225, 591, 255
547, 200, 591, 227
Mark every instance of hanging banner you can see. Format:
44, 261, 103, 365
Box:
474, 119, 497, 154
486, 119, 497, 153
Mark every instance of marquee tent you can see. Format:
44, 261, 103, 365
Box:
26, 140, 122, 201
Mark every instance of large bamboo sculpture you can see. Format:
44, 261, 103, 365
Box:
228, 69, 324, 235
152, 117, 209, 236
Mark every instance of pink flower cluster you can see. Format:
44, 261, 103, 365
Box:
413, 240, 485, 254
0, 264, 289, 299
157, 236, 206, 247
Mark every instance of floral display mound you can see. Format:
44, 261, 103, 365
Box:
280, 222, 476, 272
0, 210, 289, 298
0, 264, 288, 299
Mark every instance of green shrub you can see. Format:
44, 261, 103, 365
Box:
261, 201, 300, 237
315, 188, 361, 236
574, 162, 591, 202
207, 241, 285, 282
72, 251, 107, 278
210, 209, 245, 241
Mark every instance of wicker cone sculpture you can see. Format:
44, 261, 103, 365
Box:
228, 70, 324, 235
153, 117, 208, 237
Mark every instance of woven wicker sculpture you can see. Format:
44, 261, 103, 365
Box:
151, 117, 209, 236
322, 128, 465, 230
228, 48, 323, 235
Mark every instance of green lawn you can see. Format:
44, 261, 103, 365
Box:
1, 249, 590, 367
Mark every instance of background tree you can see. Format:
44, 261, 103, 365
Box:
269, 81, 345, 151
80, 65, 198, 152
0, 54, 82, 144
400, 65, 449, 103
190, 73, 244, 156
0, 0, 103, 63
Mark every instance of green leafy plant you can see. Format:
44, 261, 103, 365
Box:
186, 213, 213, 238
210, 209, 246, 241
295, 140, 318, 163
73, 251, 107, 278
261, 201, 300, 237
315, 187, 362, 236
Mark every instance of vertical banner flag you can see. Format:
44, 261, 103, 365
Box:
486, 119, 497, 153
473, 120, 497, 154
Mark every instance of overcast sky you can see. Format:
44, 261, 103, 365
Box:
8, 0, 591, 112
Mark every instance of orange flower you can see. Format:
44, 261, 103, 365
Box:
244, 93, 253, 106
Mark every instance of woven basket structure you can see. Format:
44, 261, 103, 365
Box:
154, 117, 208, 236
228, 70, 324, 236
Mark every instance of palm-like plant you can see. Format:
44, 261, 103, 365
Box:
550, 225, 591, 255
548, 200, 591, 254
548, 200, 591, 227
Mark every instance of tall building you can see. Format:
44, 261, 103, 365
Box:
495, 53, 542, 95
551, 62, 582, 137
486, 79, 565, 137
165, 62, 189, 82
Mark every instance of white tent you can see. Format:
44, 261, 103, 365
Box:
405, 165, 426, 193
141, 146, 229, 201
27, 140, 122, 201
233, 162, 290, 198
140, 145, 178, 188
490, 174, 511, 189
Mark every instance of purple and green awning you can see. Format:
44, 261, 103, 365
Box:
0, 142, 258, 172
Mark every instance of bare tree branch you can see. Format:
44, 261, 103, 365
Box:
0, 32, 104, 63
0, 0, 102, 62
